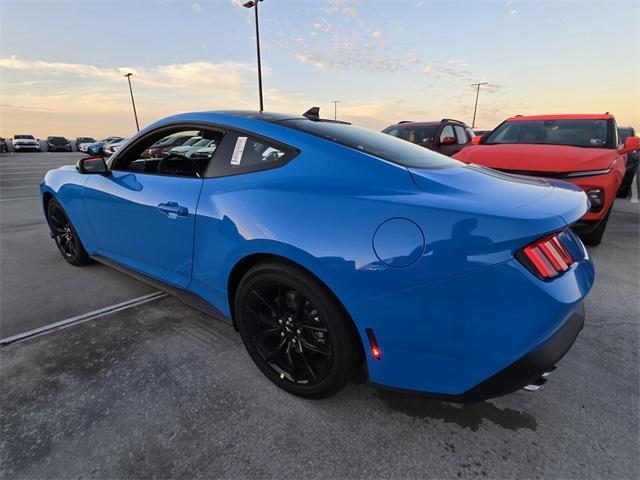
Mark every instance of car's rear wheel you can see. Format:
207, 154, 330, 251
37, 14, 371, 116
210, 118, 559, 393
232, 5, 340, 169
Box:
579, 207, 611, 246
235, 261, 358, 399
47, 198, 91, 266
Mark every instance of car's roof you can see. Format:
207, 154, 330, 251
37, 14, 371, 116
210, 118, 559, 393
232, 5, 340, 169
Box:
384, 119, 471, 130
214, 110, 307, 122
506, 114, 614, 121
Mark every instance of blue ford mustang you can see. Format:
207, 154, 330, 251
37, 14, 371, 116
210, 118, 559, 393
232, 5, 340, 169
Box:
40, 110, 594, 401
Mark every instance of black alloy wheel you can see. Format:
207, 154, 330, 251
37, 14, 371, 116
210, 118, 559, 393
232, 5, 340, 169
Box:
47, 198, 91, 266
236, 261, 358, 398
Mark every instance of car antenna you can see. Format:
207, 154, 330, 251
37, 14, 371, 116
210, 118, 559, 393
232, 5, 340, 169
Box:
303, 107, 320, 121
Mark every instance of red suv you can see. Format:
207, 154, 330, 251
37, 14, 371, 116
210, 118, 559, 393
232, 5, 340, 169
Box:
382, 119, 474, 156
453, 114, 640, 245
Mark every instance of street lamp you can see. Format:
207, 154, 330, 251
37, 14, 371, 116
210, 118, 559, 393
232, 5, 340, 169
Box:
243, 0, 264, 112
124, 73, 140, 132
470, 82, 488, 129
331, 100, 341, 121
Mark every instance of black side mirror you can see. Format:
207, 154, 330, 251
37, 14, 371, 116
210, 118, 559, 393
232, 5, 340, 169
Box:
77, 156, 108, 174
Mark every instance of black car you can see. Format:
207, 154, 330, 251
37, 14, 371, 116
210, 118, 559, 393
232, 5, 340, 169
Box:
46, 136, 72, 152
382, 118, 475, 156
617, 126, 639, 198
0, 137, 7, 153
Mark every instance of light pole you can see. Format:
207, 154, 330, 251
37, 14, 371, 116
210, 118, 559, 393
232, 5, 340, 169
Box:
470, 82, 488, 129
243, 0, 264, 112
124, 73, 140, 132
331, 100, 341, 120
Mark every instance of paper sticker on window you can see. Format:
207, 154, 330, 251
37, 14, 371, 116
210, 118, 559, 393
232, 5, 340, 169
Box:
231, 136, 248, 166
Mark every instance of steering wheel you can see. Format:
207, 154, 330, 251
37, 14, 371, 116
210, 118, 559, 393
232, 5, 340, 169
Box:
157, 154, 201, 178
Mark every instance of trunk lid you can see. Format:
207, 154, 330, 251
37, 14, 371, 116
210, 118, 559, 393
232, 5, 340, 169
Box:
408, 164, 589, 225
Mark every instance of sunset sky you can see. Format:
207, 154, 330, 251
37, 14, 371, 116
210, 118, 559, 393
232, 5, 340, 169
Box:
1, 0, 638, 139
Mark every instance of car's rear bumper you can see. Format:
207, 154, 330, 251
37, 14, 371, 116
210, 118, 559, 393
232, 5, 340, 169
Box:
349, 232, 594, 400
372, 303, 585, 402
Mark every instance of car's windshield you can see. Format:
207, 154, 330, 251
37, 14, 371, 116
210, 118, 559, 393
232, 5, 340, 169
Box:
484, 119, 613, 148
280, 120, 459, 169
192, 138, 213, 148
48, 137, 66, 142
181, 137, 202, 147
382, 125, 439, 144
15, 135, 34, 140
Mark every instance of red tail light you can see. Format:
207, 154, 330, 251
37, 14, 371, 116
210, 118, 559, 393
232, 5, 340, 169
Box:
518, 232, 575, 279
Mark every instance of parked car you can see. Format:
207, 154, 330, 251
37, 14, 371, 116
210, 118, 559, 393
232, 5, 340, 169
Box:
46, 136, 72, 152
382, 118, 474, 156
13, 134, 40, 152
0, 137, 8, 153
102, 138, 128, 157
189, 140, 218, 160
142, 134, 194, 159
163, 136, 202, 157
75, 137, 96, 152
41, 109, 594, 402
454, 114, 640, 245
617, 126, 639, 198
87, 137, 124, 156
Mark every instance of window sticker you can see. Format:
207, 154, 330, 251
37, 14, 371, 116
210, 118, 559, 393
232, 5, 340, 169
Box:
231, 136, 248, 166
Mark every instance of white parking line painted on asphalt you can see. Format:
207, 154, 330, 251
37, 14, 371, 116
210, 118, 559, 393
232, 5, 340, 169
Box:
0, 196, 41, 202
0, 178, 42, 182
0, 292, 167, 346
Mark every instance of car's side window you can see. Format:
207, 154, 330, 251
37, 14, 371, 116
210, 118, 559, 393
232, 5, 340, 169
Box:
113, 128, 225, 178
440, 125, 455, 142
465, 127, 476, 140
207, 132, 298, 177
454, 125, 468, 144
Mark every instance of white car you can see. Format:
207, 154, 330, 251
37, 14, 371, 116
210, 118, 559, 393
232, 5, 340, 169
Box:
103, 138, 128, 156
188, 140, 218, 160
164, 136, 203, 157
12, 134, 41, 152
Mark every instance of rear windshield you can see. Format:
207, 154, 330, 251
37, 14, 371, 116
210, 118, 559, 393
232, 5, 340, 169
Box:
484, 119, 614, 148
279, 120, 459, 169
382, 125, 439, 144
15, 135, 34, 139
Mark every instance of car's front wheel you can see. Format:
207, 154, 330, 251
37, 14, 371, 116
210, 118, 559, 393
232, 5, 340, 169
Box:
235, 260, 359, 399
47, 198, 91, 266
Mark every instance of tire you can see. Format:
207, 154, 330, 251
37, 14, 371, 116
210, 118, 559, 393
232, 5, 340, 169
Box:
46, 198, 91, 266
580, 208, 611, 246
235, 260, 359, 399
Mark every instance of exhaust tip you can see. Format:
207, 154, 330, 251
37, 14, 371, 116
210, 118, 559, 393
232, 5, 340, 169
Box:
523, 366, 557, 392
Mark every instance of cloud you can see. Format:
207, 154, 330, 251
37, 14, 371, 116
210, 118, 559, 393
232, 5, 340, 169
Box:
191, 2, 201, 12
0, 56, 255, 93
371, 30, 383, 40
509, 9, 518, 16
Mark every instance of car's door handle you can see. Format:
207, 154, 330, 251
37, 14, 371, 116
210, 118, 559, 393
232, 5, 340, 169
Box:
157, 202, 188, 218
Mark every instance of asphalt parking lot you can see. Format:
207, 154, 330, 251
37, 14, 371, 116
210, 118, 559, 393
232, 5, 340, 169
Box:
1, 152, 638, 479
